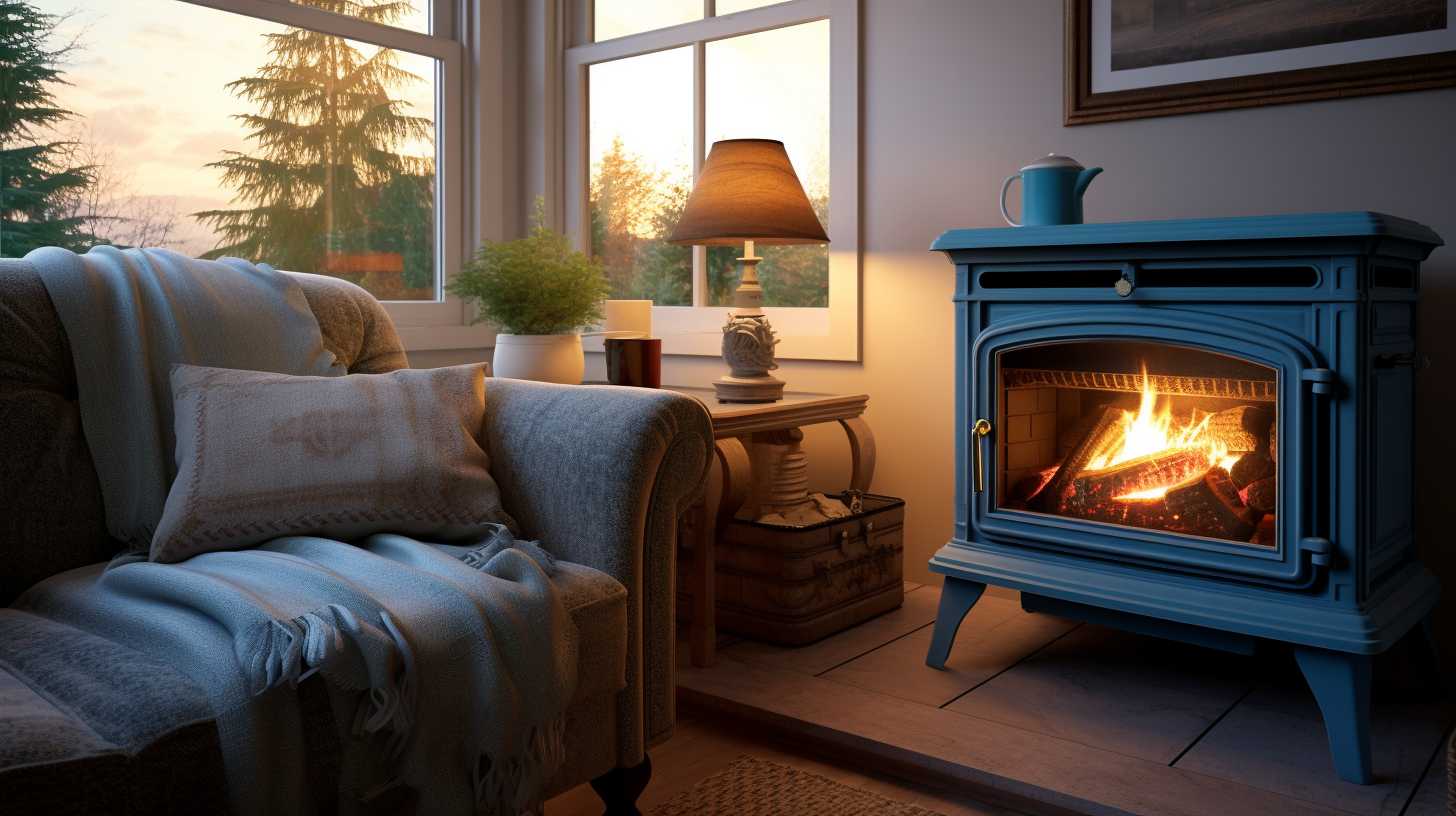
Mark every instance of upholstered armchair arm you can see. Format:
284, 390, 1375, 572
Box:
481, 379, 713, 756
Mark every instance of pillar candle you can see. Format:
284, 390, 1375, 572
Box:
603, 299, 652, 338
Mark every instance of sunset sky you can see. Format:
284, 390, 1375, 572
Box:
589, 14, 831, 233
32, 0, 435, 255
27, 0, 824, 255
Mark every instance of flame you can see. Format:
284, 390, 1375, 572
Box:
1083, 364, 1240, 501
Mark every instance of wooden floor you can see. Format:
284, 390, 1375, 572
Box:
671, 582, 1452, 816
544, 709, 1022, 815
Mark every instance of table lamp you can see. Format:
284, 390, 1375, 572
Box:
668, 139, 828, 403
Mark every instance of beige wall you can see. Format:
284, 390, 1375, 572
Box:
418, 0, 1456, 656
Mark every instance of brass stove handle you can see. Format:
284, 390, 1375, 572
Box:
972, 418, 993, 493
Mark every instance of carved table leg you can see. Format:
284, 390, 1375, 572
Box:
749, 428, 814, 518
839, 415, 877, 492
690, 436, 750, 667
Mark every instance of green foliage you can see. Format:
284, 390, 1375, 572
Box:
449, 202, 609, 335
0, 1, 95, 256
589, 137, 691, 305
369, 172, 433, 288
589, 139, 828, 308
194, 0, 434, 284
707, 195, 829, 308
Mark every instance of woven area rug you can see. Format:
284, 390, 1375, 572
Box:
647, 755, 950, 816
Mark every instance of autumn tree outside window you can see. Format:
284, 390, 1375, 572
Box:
564, 0, 861, 362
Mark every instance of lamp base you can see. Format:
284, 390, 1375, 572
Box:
714, 373, 784, 403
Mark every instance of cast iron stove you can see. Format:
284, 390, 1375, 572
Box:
926, 212, 1442, 784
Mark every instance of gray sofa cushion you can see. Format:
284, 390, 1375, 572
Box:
0, 262, 115, 606
0, 260, 410, 604
556, 561, 630, 701
0, 670, 126, 813
0, 609, 225, 815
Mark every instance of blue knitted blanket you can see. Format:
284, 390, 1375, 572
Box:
18, 527, 578, 815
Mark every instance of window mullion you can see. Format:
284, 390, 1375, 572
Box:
691, 38, 708, 308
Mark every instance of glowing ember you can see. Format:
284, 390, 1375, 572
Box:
1082, 364, 1241, 501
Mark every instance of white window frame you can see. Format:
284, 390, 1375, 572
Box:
563, 0, 861, 361
179, 0, 494, 351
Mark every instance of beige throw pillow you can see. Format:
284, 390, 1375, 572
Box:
152, 363, 513, 563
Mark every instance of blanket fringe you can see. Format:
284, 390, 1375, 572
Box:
459, 524, 558, 576
471, 717, 568, 816
240, 605, 414, 751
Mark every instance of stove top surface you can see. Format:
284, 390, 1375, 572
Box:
932, 211, 1442, 253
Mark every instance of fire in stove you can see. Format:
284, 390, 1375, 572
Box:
1003, 362, 1278, 546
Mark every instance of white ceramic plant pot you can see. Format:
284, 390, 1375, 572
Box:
491, 333, 584, 384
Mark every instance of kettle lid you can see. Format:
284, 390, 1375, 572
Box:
1021, 153, 1085, 171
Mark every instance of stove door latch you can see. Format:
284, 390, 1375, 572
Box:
1301, 368, 1338, 396
1301, 537, 1334, 569
972, 418, 993, 493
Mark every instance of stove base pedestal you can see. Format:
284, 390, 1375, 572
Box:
927, 540, 1441, 785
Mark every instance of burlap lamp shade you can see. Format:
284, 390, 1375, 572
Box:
668, 139, 827, 246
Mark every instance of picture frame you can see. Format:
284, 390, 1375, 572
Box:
1065, 0, 1456, 125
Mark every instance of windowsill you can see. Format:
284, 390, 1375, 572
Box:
583, 304, 853, 361
396, 324, 497, 351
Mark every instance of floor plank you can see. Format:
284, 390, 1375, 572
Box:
945, 624, 1255, 764
722, 584, 942, 676
544, 713, 1023, 816
823, 594, 1079, 707
1402, 733, 1449, 816
679, 653, 1342, 816
1175, 684, 1452, 816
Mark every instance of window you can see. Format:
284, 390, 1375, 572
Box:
566, 0, 860, 361
7, 0, 479, 348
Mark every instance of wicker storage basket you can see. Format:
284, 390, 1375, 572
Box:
679, 494, 905, 646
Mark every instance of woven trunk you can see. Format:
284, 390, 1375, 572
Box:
678, 495, 905, 646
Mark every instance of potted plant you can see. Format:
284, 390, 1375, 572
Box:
449, 203, 610, 384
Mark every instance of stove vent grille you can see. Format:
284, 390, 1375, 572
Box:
1002, 367, 1278, 402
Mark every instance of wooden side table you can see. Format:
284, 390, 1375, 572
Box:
672, 387, 875, 667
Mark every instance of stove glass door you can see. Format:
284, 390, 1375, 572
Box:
995, 340, 1278, 548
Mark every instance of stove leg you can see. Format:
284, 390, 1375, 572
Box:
926, 577, 985, 669
1294, 646, 1374, 784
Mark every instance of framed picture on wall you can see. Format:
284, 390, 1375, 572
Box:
1065, 0, 1456, 125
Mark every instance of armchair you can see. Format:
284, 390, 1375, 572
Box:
0, 259, 712, 814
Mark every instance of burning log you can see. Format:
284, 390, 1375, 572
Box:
1006, 468, 1057, 509
1031, 406, 1123, 511
1207, 405, 1274, 454
1165, 468, 1258, 540
1251, 514, 1277, 546
1230, 452, 1274, 489
1243, 476, 1277, 513
1058, 448, 1209, 516
1065, 496, 1170, 528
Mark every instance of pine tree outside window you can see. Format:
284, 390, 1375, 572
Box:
11, 0, 487, 350
564, 0, 861, 362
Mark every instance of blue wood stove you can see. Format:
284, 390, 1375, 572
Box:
926, 212, 1442, 784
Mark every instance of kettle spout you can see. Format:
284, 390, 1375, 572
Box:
1074, 166, 1103, 198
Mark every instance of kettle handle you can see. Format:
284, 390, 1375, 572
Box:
999, 173, 1021, 227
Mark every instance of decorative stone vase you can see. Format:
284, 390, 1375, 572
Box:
491, 333, 584, 384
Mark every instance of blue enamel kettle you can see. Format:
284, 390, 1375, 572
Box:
1000, 154, 1102, 227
